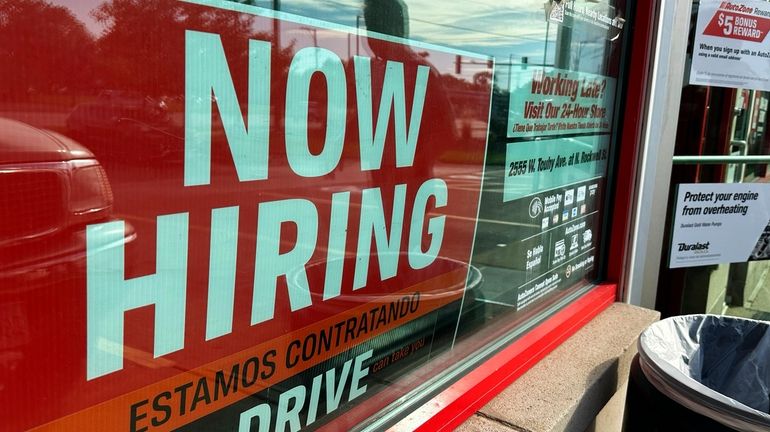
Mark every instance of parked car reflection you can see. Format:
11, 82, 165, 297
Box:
289, 254, 486, 337
0, 118, 134, 407
66, 90, 180, 161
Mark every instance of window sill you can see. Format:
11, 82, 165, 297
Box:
457, 303, 659, 431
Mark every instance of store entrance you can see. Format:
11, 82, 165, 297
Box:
658, 83, 770, 319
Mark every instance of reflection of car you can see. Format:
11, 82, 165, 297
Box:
0, 117, 134, 279
290, 254, 486, 346
276, 253, 486, 396
67, 90, 169, 131
292, 254, 483, 311
66, 90, 176, 159
0, 118, 135, 407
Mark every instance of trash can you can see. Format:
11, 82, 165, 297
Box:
624, 315, 770, 432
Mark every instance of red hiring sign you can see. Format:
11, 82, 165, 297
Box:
0, 0, 493, 430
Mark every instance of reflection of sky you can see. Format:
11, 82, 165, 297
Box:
268, 0, 571, 88
67, 0, 615, 78
67, 0, 106, 35
69, 0, 558, 63
275, 0, 556, 64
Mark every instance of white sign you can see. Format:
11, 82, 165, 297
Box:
690, 0, 770, 91
670, 183, 770, 268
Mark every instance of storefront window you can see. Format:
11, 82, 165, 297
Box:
0, 0, 632, 430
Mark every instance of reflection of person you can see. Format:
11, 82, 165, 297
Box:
361, 0, 490, 340
361, 0, 457, 182
364, 0, 410, 40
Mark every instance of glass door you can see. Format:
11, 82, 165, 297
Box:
660, 82, 770, 319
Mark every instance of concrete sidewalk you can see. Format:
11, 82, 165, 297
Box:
457, 303, 659, 432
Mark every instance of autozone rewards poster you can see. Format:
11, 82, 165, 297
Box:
3, 0, 493, 430
690, 0, 770, 90
670, 183, 770, 268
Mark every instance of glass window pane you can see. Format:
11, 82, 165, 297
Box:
0, 0, 631, 429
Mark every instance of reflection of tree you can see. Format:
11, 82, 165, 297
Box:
441, 73, 489, 92
1, 0, 299, 102
473, 71, 492, 87
93, 0, 238, 97
443, 70, 508, 158
0, 0, 95, 98
91, 0, 294, 97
